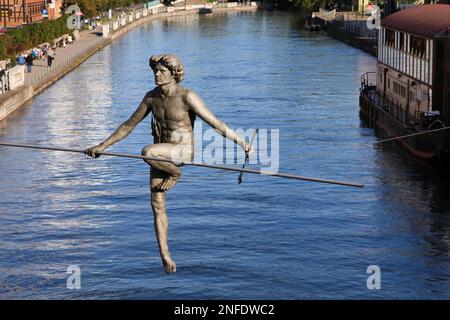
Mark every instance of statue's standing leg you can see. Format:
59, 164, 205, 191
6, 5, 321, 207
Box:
150, 168, 177, 273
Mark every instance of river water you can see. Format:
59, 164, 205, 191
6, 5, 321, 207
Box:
0, 11, 449, 299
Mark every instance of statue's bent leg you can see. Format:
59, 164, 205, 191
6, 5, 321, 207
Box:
142, 143, 182, 176
150, 168, 176, 273
142, 143, 190, 191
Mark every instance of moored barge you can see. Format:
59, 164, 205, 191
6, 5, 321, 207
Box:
359, 4, 450, 162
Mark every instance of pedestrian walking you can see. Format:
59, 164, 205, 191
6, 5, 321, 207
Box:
42, 45, 48, 58
47, 48, 55, 68
25, 53, 33, 73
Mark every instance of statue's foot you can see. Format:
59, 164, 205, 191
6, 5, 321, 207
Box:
163, 256, 177, 274
156, 175, 180, 191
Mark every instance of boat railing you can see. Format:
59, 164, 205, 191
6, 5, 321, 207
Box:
360, 72, 376, 91
361, 78, 419, 129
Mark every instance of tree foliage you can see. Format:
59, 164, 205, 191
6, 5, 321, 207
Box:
292, 0, 357, 11
291, 0, 327, 11
63, 0, 149, 18
1, 1, 156, 61
0, 16, 71, 61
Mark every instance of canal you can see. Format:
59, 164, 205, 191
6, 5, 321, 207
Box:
0, 11, 449, 299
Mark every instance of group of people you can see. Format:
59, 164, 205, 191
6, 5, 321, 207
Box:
16, 44, 57, 73
56, 34, 73, 48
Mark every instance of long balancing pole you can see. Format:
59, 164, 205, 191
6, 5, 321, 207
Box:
0, 142, 365, 189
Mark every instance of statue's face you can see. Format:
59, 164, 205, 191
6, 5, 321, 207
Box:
153, 64, 174, 86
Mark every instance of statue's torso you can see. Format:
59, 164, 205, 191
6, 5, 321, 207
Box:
148, 86, 195, 145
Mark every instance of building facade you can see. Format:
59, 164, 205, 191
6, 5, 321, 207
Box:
0, 0, 62, 29
47, 0, 62, 20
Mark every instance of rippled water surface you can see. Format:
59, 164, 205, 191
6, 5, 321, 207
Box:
0, 11, 449, 299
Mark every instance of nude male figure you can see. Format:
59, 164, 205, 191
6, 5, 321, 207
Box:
85, 54, 251, 273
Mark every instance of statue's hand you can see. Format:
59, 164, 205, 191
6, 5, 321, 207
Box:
244, 143, 254, 158
84, 145, 105, 158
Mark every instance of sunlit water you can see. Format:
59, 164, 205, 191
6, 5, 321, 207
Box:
0, 11, 449, 299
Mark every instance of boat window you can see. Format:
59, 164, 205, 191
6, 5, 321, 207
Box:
399, 33, 405, 51
410, 36, 426, 58
385, 29, 395, 47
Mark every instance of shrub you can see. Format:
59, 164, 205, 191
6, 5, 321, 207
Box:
0, 16, 71, 64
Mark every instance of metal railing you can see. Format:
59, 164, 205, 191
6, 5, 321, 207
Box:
214, 1, 256, 8
360, 71, 376, 91
332, 19, 377, 39
361, 72, 418, 129
24, 51, 80, 86
322, 11, 378, 56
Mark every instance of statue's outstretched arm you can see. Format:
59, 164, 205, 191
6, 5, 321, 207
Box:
186, 91, 248, 151
85, 94, 152, 157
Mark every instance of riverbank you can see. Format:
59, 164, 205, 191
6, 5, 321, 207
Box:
0, 3, 259, 122
315, 10, 377, 57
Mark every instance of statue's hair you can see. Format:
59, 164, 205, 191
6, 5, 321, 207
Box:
149, 54, 184, 83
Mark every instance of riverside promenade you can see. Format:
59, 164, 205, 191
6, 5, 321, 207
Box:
0, 28, 109, 121
23, 29, 107, 89
0, 2, 259, 121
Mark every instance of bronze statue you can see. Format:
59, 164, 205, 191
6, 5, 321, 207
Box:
85, 54, 252, 273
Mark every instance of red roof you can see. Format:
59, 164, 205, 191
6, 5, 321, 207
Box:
382, 4, 450, 38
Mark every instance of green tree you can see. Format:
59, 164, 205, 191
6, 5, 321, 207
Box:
292, 0, 327, 10
63, 0, 149, 18
0, 16, 71, 61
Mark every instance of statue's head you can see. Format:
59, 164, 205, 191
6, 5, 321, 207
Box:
149, 54, 184, 85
